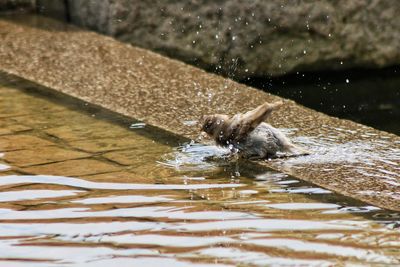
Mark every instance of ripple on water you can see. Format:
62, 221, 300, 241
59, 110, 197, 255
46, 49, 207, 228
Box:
0, 164, 10, 171
244, 238, 395, 264
0, 206, 257, 220
71, 195, 173, 204
195, 247, 333, 266
270, 186, 332, 194
0, 175, 243, 190
0, 189, 83, 202
265, 203, 341, 210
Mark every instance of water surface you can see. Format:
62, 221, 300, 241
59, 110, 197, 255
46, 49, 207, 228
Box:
0, 74, 400, 266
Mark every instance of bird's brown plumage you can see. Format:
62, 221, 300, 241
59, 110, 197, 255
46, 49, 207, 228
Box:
201, 101, 283, 146
201, 101, 308, 159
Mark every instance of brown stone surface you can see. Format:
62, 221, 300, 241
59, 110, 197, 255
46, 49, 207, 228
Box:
23, 158, 120, 176
0, 15, 399, 211
0, 134, 53, 151
3, 146, 90, 167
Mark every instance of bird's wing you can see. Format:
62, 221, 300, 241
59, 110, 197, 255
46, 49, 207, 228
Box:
226, 101, 284, 142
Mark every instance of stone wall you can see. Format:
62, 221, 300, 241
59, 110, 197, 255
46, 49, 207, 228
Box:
66, 0, 400, 78
0, 0, 35, 11
3, 0, 400, 78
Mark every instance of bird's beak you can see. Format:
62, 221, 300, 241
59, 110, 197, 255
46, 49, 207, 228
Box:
200, 131, 208, 138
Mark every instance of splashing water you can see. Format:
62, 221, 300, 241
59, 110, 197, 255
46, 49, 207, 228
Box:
160, 141, 232, 171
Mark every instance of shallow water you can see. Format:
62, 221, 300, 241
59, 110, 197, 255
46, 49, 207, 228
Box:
0, 75, 400, 266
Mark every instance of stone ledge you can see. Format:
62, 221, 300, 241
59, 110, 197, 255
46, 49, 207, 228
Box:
0, 15, 399, 211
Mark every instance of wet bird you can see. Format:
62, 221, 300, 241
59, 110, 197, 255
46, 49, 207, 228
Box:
201, 101, 309, 159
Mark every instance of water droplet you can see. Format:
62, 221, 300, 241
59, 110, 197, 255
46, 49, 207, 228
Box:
129, 122, 146, 129
182, 120, 198, 126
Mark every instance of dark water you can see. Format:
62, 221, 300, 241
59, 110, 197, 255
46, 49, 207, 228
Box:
244, 67, 400, 135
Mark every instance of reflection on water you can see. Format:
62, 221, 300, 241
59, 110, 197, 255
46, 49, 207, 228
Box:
0, 175, 243, 190
0, 75, 400, 266
0, 189, 83, 202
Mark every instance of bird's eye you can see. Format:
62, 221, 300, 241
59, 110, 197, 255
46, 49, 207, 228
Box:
202, 120, 213, 132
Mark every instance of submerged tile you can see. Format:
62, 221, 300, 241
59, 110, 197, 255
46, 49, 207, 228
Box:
12, 110, 96, 130
44, 121, 131, 141
103, 146, 171, 166
69, 137, 147, 153
0, 135, 53, 151
0, 123, 31, 135
3, 146, 91, 167
23, 158, 120, 176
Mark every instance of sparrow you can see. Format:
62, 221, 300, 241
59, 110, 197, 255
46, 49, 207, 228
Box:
201, 101, 309, 159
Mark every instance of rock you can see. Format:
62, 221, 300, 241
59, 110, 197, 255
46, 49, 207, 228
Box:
36, 0, 68, 20
56, 1, 400, 78
0, 0, 35, 11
